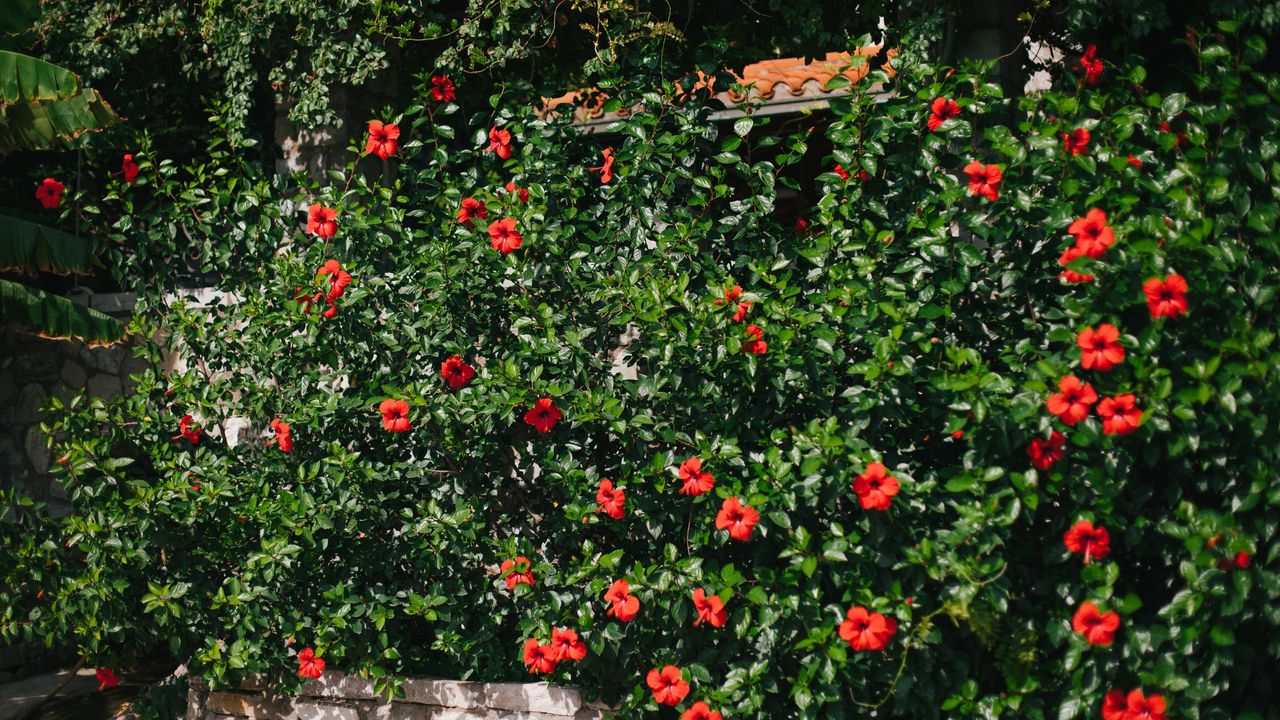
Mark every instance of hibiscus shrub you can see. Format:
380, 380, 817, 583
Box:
5, 22, 1280, 720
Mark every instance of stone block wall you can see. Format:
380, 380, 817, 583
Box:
0, 638, 69, 684
0, 292, 149, 517
186, 672, 613, 720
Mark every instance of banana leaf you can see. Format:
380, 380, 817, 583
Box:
0, 278, 125, 345
0, 211, 98, 275
0, 50, 120, 152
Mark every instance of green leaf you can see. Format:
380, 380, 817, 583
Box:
0, 50, 81, 103
0, 51, 120, 151
0, 211, 99, 275
1210, 626, 1235, 646
0, 278, 125, 345
1160, 93, 1187, 120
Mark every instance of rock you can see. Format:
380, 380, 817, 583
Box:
295, 703, 360, 720
0, 643, 25, 671
13, 349, 60, 384
121, 356, 150, 393
81, 344, 126, 374
87, 374, 122, 400
16, 384, 47, 424
0, 368, 15, 406
190, 673, 609, 720
48, 477, 68, 499
481, 683, 581, 716
400, 679, 485, 709
60, 360, 87, 388
206, 691, 297, 718
0, 434, 19, 472
24, 425, 49, 475
299, 674, 377, 701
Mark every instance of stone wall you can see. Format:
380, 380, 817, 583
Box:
0, 638, 69, 684
0, 291, 147, 517
186, 672, 612, 720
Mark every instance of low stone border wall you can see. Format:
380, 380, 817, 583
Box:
186, 671, 612, 720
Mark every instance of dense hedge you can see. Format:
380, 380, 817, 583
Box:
4, 20, 1280, 720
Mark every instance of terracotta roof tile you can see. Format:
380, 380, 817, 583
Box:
543, 46, 893, 127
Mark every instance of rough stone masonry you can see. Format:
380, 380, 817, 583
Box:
186, 671, 613, 720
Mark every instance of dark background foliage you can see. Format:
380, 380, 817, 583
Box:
3, 2, 1280, 719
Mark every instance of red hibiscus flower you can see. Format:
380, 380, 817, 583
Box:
297, 647, 325, 679
963, 162, 1002, 201
1080, 45, 1104, 85
716, 285, 742, 305
1127, 154, 1143, 168
589, 148, 615, 184
306, 204, 338, 239
488, 217, 523, 254
834, 164, 851, 180
1102, 691, 1128, 720
604, 579, 639, 621
1097, 394, 1142, 435
1120, 689, 1168, 720
646, 665, 690, 706
681, 702, 724, 720
596, 479, 626, 519
1078, 323, 1125, 371
1072, 600, 1121, 646
172, 414, 201, 444
504, 181, 529, 203
1058, 245, 1095, 284
1068, 209, 1115, 258
795, 218, 810, 233
458, 197, 488, 224
1026, 431, 1066, 471
318, 259, 351, 302
379, 399, 411, 433
295, 286, 323, 313
549, 628, 586, 662
743, 324, 768, 355
927, 97, 961, 131
523, 397, 562, 433
96, 667, 120, 690
430, 75, 456, 102
1047, 375, 1097, 426
441, 356, 475, 389
677, 457, 715, 496
500, 557, 536, 589
1159, 120, 1187, 147
732, 301, 752, 322
1143, 274, 1188, 318
838, 606, 898, 651
852, 462, 900, 510
522, 639, 558, 674
487, 126, 513, 159
321, 303, 339, 318
716, 497, 759, 541
1062, 127, 1091, 155
121, 154, 140, 184
365, 120, 400, 160
691, 588, 727, 628
35, 178, 64, 209
1064, 520, 1110, 563
266, 418, 293, 453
